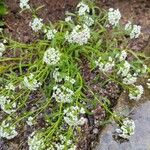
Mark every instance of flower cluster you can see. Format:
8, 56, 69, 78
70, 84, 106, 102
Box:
0, 119, 18, 139
49, 134, 77, 150
44, 28, 57, 40
53, 68, 62, 82
52, 85, 74, 103
0, 95, 17, 114
19, 0, 30, 10
116, 50, 127, 62
23, 73, 41, 91
29, 18, 43, 32
65, 16, 72, 22
129, 85, 144, 101
77, 2, 90, 16
65, 24, 90, 45
63, 106, 85, 126
84, 15, 94, 27
122, 73, 137, 85
117, 60, 131, 77
65, 76, 76, 84
0, 42, 5, 57
26, 116, 34, 126
43, 48, 61, 65
125, 21, 141, 39
147, 79, 150, 89
107, 8, 121, 26
116, 118, 135, 139
51, 134, 76, 150
28, 131, 45, 150
5, 83, 15, 91
95, 56, 115, 73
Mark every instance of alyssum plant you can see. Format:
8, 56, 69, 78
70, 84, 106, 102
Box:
0, 0, 149, 149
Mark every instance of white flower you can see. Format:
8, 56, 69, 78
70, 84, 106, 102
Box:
0, 95, 17, 114
147, 79, 150, 89
78, 117, 87, 126
125, 21, 132, 31
116, 118, 135, 139
52, 135, 76, 150
65, 24, 90, 45
44, 29, 57, 40
117, 60, 131, 77
107, 8, 121, 26
43, 48, 61, 65
65, 76, 76, 84
123, 74, 137, 85
28, 131, 45, 150
65, 16, 72, 22
19, 0, 30, 10
77, 2, 90, 16
0, 119, 18, 139
0, 42, 5, 57
23, 73, 41, 91
26, 116, 34, 126
0, 28, 3, 33
63, 106, 85, 126
95, 56, 115, 73
130, 25, 141, 39
119, 50, 127, 61
53, 68, 62, 82
29, 18, 43, 32
5, 83, 15, 91
125, 21, 141, 39
52, 85, 74, 103
141, 64, 148, 74
129, 85, 144, 101
84, 16, 94, 27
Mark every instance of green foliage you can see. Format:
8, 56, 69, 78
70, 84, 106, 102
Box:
0, 0, 7, 26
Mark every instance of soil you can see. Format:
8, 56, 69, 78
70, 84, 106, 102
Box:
1, 0, 150, 150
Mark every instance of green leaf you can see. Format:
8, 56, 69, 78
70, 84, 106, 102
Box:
0, 3, 7, 16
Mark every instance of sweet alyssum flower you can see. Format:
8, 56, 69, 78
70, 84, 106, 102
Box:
44, 28, 57, 40
125, 21, 141, 39
0, 28, 3, 33
147, 79, 150, 89
65, 76, 76, 84
0, 42, 5, 57
65, 24, 90, 45
116, 118, 135, 139
107, 8, 121, 27
95, 56, 115, 73
5, 83, 15, 91
53, 134, 77, 150
26, 116, 34, 126
65, 16, 72, 22
53, 68, 62, 82
43, 48, 61, 65
63, 106, 85, 126
0, 119, 18, 139
19, 0, 30, 10
117, 60, 131, 77
23, 73, 41, 91
52, 85, 74, 103
123, 73, 137, 85
28, 131, 45, 150
29, 18, 43, 32
84, 15, 94, 27
129, 85, 144, 101
116, 50, 127, 62
77, 2, 90, 16
0, 95, 17, 114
